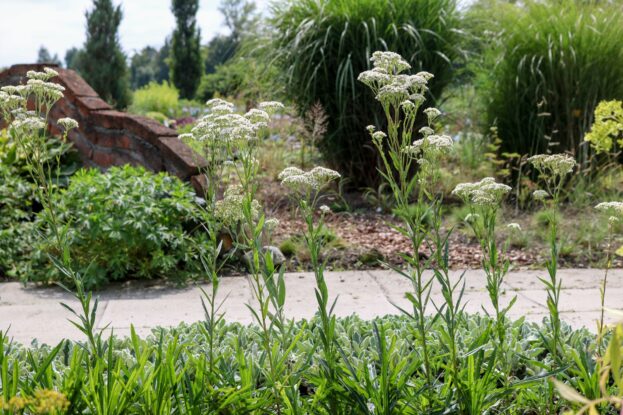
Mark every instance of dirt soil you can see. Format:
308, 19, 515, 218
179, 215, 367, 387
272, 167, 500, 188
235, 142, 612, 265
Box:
255, 176, 622, 272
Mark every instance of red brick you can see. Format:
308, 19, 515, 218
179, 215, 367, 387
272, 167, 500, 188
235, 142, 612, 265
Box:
75, 96, 111, 118
93, 131, 133, 150
158, 136, 207, 178
124, 115, 177, 143
90, 110, 126, 130
8, 63, 58, 77
190, 174, 209, 196
67, 131, 94, 159
55, 69, 98, 97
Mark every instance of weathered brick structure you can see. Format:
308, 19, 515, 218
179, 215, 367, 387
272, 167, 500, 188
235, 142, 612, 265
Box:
0, 63, 207, 187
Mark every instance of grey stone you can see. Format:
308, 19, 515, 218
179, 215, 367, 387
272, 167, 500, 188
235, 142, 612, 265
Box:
243, 246, 287, 269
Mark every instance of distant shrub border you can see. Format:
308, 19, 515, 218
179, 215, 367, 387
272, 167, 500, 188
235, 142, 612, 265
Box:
483, 1, 623, 160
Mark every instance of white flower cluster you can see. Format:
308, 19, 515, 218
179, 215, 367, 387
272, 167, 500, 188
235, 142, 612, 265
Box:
532, 190, 549, 201
58, 117, 78, 131
507, 223, 522, 232
595, 201, 623, 224
452, 177, 512, 207
403, 134, 453, 160
258, 101, 285, 115
528, 154, 576, 178
189, 99, 283, 144
278, 166, 341, 193
264, 217, 280, 231
358, 51, 433, 107
10, 115, 46, 131
0, 68, 65, 118
214, 185, 261, 227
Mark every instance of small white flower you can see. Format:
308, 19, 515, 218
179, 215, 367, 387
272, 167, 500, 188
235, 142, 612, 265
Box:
452, 177, 511, 207
245, 108, 270, 124
258, 101, 285, 115
319, 205, 332, 215
419, 126, 434, 137
264, 218, 280, 231
278, 167, 305, 181
528, 154, 576, 177
372, 131, 387, 142
424, 107, 441, 122
595, 201, 623, 219
507, 223, 522, 232
44, 67, 59, 77
58, 117, 78, 130
308, 166, 341, 184
370, 51, 411, 74
532, 190, 549, 201
178, 133, 193, 141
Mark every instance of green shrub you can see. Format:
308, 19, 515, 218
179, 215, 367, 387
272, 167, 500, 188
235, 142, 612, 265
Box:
270, 0, 463, 186
130, 81, 179, 116
32, 166, 208, 288
482, 1, 623, 159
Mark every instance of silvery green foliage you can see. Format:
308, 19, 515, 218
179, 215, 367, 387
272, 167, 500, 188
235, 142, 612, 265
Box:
0, 314, 600, 414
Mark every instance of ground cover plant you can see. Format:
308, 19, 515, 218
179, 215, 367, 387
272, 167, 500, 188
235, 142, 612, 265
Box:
1, 49, 623, 414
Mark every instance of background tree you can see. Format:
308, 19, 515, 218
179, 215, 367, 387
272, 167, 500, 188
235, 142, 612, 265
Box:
64, 47, 81, 70
170, 0, 202, 99
36, 46, 62, 66
130, 40, 170, 89
75, 0, 131, 109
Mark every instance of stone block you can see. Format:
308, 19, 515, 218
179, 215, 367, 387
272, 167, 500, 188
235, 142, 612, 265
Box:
158, 136, 207, 179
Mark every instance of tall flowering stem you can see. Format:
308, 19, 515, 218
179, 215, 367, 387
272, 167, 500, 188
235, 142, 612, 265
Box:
359, 51, 455, 407
279, 166, 342, 412
0, 70, 107, 355
186, 98, 303, 412
452, 178, 515, 349
529, 154, 576, 364
594, 202, 623, 354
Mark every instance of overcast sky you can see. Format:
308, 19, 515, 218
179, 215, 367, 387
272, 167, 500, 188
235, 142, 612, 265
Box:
0, 0, 269, 67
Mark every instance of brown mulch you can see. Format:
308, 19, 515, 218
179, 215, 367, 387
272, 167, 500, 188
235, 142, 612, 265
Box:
252, 175, 622, 272
270, 209, 539, 271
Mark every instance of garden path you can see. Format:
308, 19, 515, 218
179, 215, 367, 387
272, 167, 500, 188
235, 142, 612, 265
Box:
1, 268, 622, 345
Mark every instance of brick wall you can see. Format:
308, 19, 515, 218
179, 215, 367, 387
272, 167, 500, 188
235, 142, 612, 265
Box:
0, 63, 207, 187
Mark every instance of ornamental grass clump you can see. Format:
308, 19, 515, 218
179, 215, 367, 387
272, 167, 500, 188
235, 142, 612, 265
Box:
483, 1, 623, 159
269, 0, 463, 186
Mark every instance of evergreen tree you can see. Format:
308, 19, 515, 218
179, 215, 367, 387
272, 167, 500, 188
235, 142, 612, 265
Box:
76, 0, 131, 108
64, 47, 82, 70
36, 46, 62, 66
170, 0, 202, 99
129, 40, 170, 89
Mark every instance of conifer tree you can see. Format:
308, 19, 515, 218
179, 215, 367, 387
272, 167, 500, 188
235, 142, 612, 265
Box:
77, 0, 131, 108
170, 0, 202, 99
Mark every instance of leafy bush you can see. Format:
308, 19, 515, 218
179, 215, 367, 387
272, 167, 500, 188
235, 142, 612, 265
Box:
32, 166, 208, 288
130, 81, 179, 117
482, 1, 623, 159
269, 0, 463, 186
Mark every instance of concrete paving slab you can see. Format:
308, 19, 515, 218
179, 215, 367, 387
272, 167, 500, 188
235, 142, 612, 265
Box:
0, 269, 621, 345
281, 271, 396, 320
